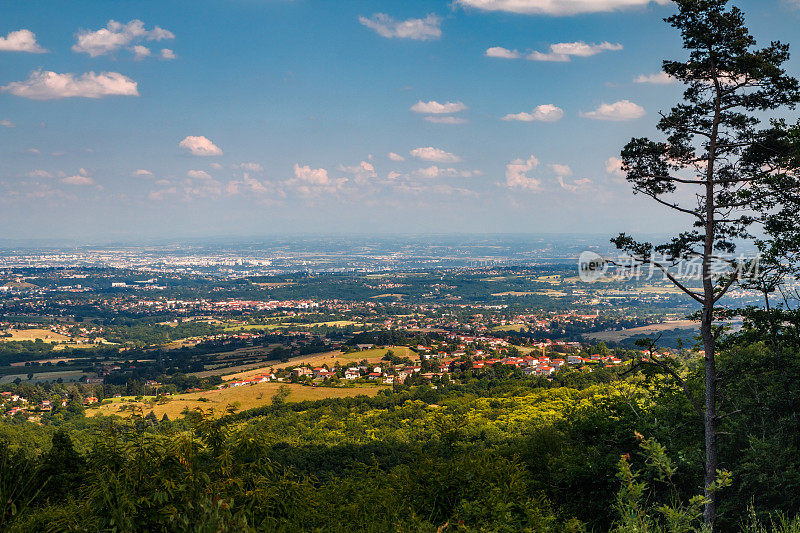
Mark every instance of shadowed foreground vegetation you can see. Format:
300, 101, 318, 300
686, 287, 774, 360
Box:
2, 326, 800, 531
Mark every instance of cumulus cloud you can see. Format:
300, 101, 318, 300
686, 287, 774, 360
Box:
182, 176, 222, 199
502, 104, 563, 122
605, 156, 626, 178
61, 168, 94, 186
293, 164, 330, 185
291, 164, 347, 195
72, 19, 174, 57
1, 70, 139, 100
455, 0, 670, 16
410, 100, 467, 114
505, 155, 541, 191
634, 71, 675, 84
179, 136, 223, 156
160, 48, 176, 60
227, 173, 275, 196
27, 170, 53, 179
424, 116, 468, 124
410, 147, 462, 163
558, 176, 593, 192
236, 162, 263, 172
581, 100, 645, 121
340, 161, 377, 184
242, 174, 269, 194
527, 41, 622, 62
549, 163, 572, 176
0, 119, 14, 127
394, 181, 477, 196
132, 169, 153, 177
149, 187, 177, 201
131, 45, 151, 60
415, 166, 480, 178
0, 29, 47, 53
187, 169, 213, 180
388, 152, 405, 162
359, 13, 441, 40
485, 46, 520, 58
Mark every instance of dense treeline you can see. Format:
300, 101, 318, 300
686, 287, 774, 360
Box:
1, 326, 799, 531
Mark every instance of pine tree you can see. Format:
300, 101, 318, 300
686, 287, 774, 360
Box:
612, 0, 800, 525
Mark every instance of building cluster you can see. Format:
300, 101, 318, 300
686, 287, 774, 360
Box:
0, 390, 101, 419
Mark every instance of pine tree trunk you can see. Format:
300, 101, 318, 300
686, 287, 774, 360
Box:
701, 310, 718, 527
703, 66, 721, 529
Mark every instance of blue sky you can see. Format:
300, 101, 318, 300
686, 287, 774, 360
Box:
2, 0, 800, 241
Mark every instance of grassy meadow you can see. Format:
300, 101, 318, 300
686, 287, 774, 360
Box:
89, 381, 386, 419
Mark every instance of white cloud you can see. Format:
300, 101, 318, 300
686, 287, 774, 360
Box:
293, 164, 330, 185
0, 29, 46, 53
27, 170, 53, 179
359, 13, 441, 40
455, 0, 670, 16
72, 19, 174, 57
424, 116, 468, 124
0, 119, 14, 127
527, 41, 622, 62
210, 162, 224, 170
605, 156, 626, 178
149, 187, 177, 201
236, 162, 263, 172
2, 70, 139, 100
160, 48, 176, 60
179, 136, 223, 156
24, 148, 40, 155
340, 161, 377, 183
132, 169, 153, 177
558, 176, 593, 192
394, 182, 477, 196
502, 104, 563, 122
62, 168, 94, 186
131, 45, 151, 60
245, 178, 266, 194
415, 166, 480, 178
505, 155, 541, 191
581, 100, 645, 121
411, 147, 462, 163
549, 163, 572, 176
410, 100, 467, 114
187, 169, 213, 180
182, 176, 222, 199
290, 164, 347, 195
634, 71, 675, 84
388, 152, 405, 162
227, 173, 274, 196
242, 174, 269, 194
485, 46, 520, 58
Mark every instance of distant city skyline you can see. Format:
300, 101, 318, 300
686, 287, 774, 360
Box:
2, 0, 799, 240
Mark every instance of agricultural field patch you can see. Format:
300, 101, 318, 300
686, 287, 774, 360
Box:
89, 381, 385, 419
583, 320, 699, 342
1, 328, 71, 343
